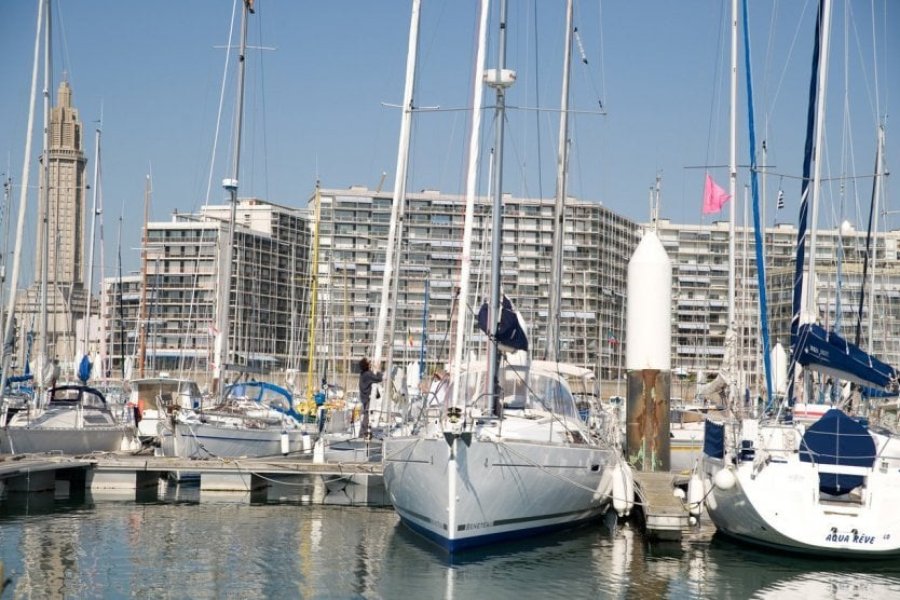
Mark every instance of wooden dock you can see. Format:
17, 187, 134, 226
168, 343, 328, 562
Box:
0, 453, 386, 503
632, 471, 692, 541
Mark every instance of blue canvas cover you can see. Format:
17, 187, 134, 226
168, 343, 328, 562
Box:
77, 355, 92, 383
794, 323, 897, 390
226, 381, 300, 420
477, 295, 528, 352
799, 408, 875, 495
703, 419, 725, 459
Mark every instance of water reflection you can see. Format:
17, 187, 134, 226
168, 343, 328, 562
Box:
0, 491, 898, 599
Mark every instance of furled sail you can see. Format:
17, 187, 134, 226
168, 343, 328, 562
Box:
477, 295, 529, 353
794, 323, 898, 391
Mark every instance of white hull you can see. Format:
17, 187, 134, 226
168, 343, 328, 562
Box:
700, 425, 900, 557
167, 422, 313, 459
383, 433, 615, 552
2, 425, 133, 455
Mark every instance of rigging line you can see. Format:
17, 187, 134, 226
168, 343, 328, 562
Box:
253, 9, 271, 203
747, 169, 884, 182
845, 0, 878, 124
572, 26, 604, 110
703, 0, 728, 179
766, 0, 813, 120
178, 0, 239, 380
594, 0, 608, 113
869, 0, 882, 121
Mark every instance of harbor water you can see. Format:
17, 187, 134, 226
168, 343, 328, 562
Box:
1, 477, 899, 599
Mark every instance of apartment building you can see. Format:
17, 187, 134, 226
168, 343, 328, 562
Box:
101, 199, 311, 388
316, 186, 639, 380
656, 218, 900, 396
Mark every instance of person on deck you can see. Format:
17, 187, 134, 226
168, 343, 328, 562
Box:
358, 358, 383, 439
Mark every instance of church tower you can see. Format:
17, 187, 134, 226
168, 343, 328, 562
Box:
15, 79, 89, 372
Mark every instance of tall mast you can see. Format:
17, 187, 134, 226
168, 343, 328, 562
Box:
450, 0, 490, 410
727, 0, 737, 332
856, 124, 884, 351
0, 0, 45, 396
213, 0, 252, 400
787, 0, 832, 406
485, 0, 512, 416
804, 0, 833, 321
136, 175, 151, 378
546, 0, 574, 363
37, 0, 52, 396
376, 0, 422, 416
305, 183, 321, 404
116, 213, 125, 379
83, 124, 101, 359
96, 124, 107, 380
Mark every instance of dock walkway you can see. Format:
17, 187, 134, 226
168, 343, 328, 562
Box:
0, 452, 383, 497
632, 471, 692, 540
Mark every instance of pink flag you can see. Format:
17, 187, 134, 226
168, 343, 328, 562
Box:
702, 174, 731, 214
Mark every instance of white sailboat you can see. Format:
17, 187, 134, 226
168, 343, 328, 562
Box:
383, 0, 623, 552
161, 0, 313, 459
697, 0, 900, 557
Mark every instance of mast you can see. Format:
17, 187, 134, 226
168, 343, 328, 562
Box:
787, 0, 831, 406
376, 0, 422, 416
97, 126, 107, 380
213, 0, 252, 400
136, 175, 151, 378
0, 0, 45, 396
116, 213, 125, 379
82, 124, 101, 360
450, 0, 489, 411
727, 0, 737, 331
723, 0, 738, 404
805, 0, 833, 325
856, 124, 884, 351
546, 0, 574, 363
305, 183, 321, 405
37, 0, 52, 396
485, 0, 512, 416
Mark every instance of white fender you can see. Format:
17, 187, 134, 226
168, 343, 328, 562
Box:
713, 467, 736, 491
612, 462, 635, 517
687, 472, 703, 517
624, 463, 634, 516
612, 464, 625, 516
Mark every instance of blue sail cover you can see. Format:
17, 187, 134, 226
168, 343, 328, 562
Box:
77, 355, 92, 383
794, 323, 897, 390
703, 419, 725, 459
226, 381, 300, 420
799, 408, 876, 495
477, 295, 529, 352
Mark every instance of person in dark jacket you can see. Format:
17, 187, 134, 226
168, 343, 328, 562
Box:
358, 357, 383, 438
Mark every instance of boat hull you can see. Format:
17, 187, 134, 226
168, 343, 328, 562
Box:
701, 450, 900, 557
169, 422, 312, 459
383, 434, 614, 552
2, 425, 133, 455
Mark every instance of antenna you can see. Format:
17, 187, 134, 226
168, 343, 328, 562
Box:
375, 171, 387, 193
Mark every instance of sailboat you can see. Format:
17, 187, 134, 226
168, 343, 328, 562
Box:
697, 0, 900, 557
0, 0, 138, 456
159, 0, 314, 460
382, 0, 623, 552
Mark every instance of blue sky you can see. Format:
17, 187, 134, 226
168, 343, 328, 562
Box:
0, 1, 897, 281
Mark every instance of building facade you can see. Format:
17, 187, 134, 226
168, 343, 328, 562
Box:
656, 218, 900, 398
101, 199, 311, 389
316, 186, 639, 382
